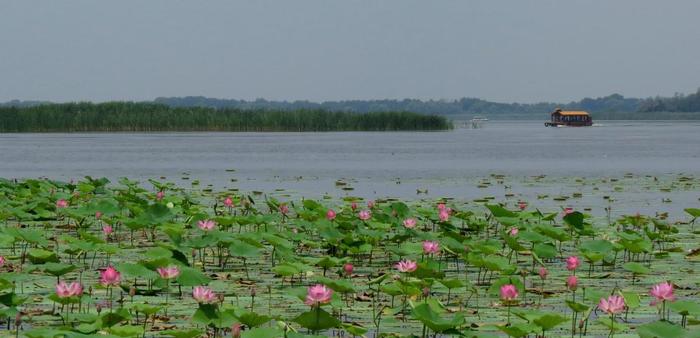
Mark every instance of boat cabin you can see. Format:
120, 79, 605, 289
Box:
545, 108, 593, 127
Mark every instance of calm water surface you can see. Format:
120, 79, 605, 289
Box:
1, 121, 699, 215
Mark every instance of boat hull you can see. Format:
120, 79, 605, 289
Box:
545, 121, 593, 127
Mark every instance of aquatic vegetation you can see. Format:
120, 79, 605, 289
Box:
0, 102, 452, 132
0, 176, 698, 337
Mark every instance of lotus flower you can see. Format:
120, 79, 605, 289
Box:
224, 196, 234, 207
0, 256, 5, 267
156, 191, 165, 200
367, 200, 375, 209
197, 219, 216, 231
326, 209, 336, 220
422, 240, 440, 254
99, 266, 121, 287
279, 204, 289, 214
403, 218, 417, 229
231, 323, 241, 338
438, 210, 449, 222
650, 282, 675, 305
343, 263, 353, 276
599, 295, 625, 314
358, 210, 371, 221
538, 267, 548, 280
566, 256, 580, 271
395, 259, 417, 273
566, 275, 578, 291
192, 286, 218, 304
56, 281, 83, 298
500, 284, 518, 301
103, 225, 113, 236
95, 211, 102, 219
304, 284, 333, 306
509, 227, 519, 236
518, 201, 527, 210
437, 203, 446, 211
351, 202, 357, 211
157, 266, 180, 280
563, 207, 573, 215
56, 199, 69, 208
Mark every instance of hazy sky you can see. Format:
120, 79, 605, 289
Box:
1, 1, 699, 103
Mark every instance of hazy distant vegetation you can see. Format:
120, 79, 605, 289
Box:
155, 94, 646, 120
638, 88, 700, 113
0, 102, 451, 132
3, 88, 699, 122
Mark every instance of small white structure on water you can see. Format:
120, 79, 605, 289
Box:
469, 116, 489, 129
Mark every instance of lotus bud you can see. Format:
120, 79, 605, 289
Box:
231, 323, 242, 338
129, 286, 136, 297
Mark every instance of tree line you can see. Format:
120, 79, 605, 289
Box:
154, 94, 646, 119
0, 102, 452, 132
637, 89, 700, 113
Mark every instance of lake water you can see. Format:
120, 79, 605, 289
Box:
2, 121, 699, 216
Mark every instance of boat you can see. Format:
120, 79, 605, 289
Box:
544, 108, 592, 127
469, 116, 489, 128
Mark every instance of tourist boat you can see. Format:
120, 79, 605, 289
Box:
544, 108, 593, 127
469, 116, 489, 128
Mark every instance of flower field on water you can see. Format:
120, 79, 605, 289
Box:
0, 177, 699, 337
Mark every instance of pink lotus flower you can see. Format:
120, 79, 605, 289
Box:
56, 281, 83, 298
326, 209, 336, 221
102, 225, 113, 236
304, 284, 333, 306
599, 295, 625, 314
100, 266, 121, 287
367, 200, 375, 209
231, 323, 241, 338
197, 219, 216, 231
437, 203, 453, 214
509, 227, 519, 236
358, 210, 371, 221
192, 286, 218, 304
518, 202, 527, 210
56, 199, 69, 208
403, 218, 417, 229
224, 196, 234, 207
95, 211, 102, 219
438, 210, 449, 222
156, 191, 165, 200
0, 256, 5, 267
279, 204, 289, 214
538, 267, 548, 280
343, 263, 353, 276
566, 256, 580, 271
650, 282, 675, 305
351, 202, 358, 211
395, 259, 417, 273
500, 284, 518, 301
422, 240, 440, 254
157, 266, 180, 280
566, 275, 578, 291
563, 207, 573, 215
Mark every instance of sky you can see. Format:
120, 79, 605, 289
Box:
1, 0, 699, 103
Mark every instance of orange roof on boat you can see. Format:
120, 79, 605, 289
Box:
552, 109, 589, 116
